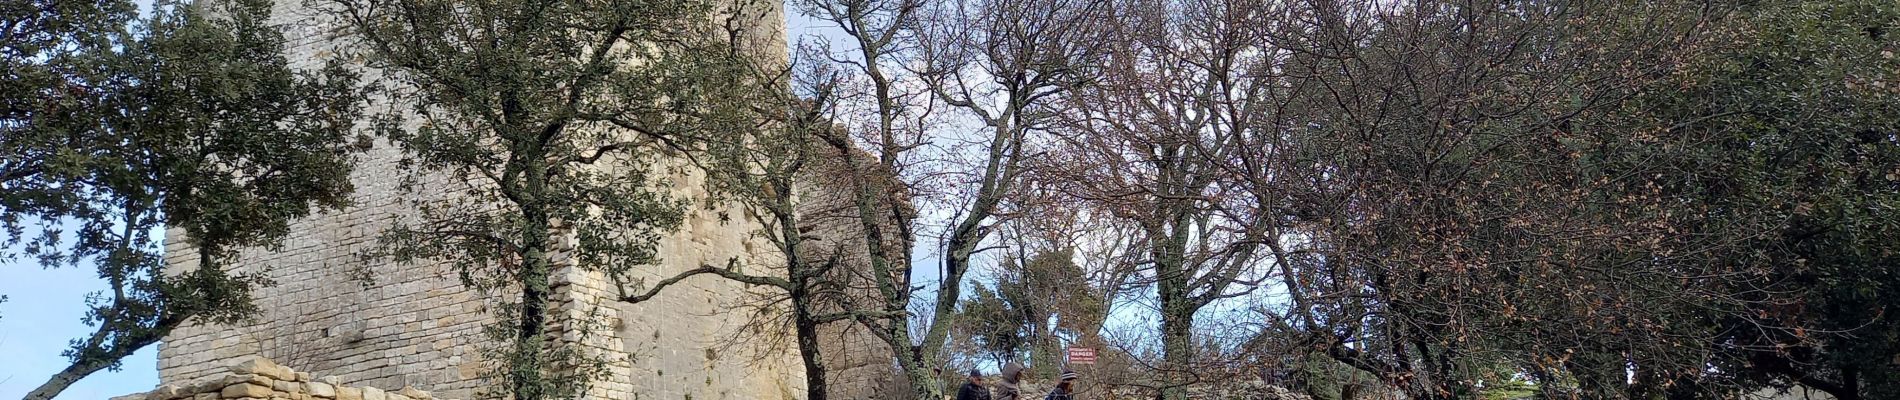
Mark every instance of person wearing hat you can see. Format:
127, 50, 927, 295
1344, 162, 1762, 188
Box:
1042, 369, 1077, 400
995, 362, 1025, 400
956, 368, 993, 400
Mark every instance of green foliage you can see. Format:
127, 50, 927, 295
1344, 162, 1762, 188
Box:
957, 249, 1093, 375
1273, 0, 1900, 398
958, 285, 1023, 363
1, 0, 135, 238
1479, 378, 1537, 400
1, 0, 366, 397
1612, 0, 1900, 396
1288, 353, 1382, 400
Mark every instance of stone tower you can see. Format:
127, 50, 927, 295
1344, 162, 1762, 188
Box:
153, 0, 903, 399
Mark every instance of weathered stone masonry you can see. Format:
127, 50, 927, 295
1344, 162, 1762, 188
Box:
152, 1, 903, 399
117, 357, 453, 400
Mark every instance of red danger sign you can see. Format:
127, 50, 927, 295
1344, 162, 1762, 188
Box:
1067, 347, 1097, 364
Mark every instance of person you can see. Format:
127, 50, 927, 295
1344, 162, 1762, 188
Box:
956, 368, 992, 400
1043, 369, 1077, 400
995, 362, 1025, 400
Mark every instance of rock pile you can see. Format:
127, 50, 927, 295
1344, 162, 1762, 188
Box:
112, 357, 452, 400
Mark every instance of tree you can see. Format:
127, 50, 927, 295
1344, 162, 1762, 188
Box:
895, 0, 1900, 398
316, 0, 755, 396
1608, 1, 1900, 397
1042, 0, 1291, 396
1263, 1, 1724, 397
1263, 0, 1899, 398
2, 0, 129, 226
787, 0, 942, 396
957, 249, 1099, 377
613, 42, 913, 399
957, 284, 1025, 365
789, 0, 1109, 395
908, 0, 1107, 381
2, 0, 366, 398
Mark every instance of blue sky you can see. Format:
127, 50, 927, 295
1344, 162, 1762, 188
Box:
1, 0, 161, 392
0, 251, 160, 399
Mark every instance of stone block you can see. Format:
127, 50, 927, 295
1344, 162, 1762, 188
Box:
229, 359, 287, 380
307, 382, 337, 398
335, 387, 363, 400
222, 374, 273, 388
145, 385, 183, 400
183, 378, 224, 394
396, 386, 431, 400
361, 386, 386, 400
222, 383, 273, 399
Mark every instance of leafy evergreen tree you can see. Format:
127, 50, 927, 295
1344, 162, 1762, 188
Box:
2, 0, 366, 398
315, 0, 767, 396
1612, 1, 1900, 397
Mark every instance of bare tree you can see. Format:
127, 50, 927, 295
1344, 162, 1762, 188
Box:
787, 0, 942, 396
1042, 0, 1293, 397
907, 0, 1110, 382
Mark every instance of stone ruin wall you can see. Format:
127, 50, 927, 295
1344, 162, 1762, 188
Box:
156, 1, 901, 399
119, 358, 457, 400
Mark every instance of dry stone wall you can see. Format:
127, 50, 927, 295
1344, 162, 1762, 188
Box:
117, 358, 453, 400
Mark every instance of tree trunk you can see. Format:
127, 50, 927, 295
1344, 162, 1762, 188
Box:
1154, 222, 1195, 400
918, 234, 975, 374
513, 134, 554, 400
24, 317, 176, 400
877, 301, 937, 400
792, 283, 830, 400
1837, 366, 1861, 400
898, 345, 940, 400
818, 127, 937, 400
1157, 279, 1194, 400
1032, 322, 1061, 378
515, 241, 551, 400
24, 355, 123, 400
